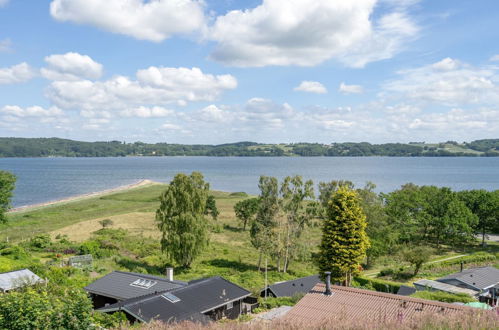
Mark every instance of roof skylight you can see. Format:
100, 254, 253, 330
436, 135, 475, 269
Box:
161, 292, 181, 303
130, 278, 157, 289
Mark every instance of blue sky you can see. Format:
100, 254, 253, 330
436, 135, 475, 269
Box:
0, 0, 498, 144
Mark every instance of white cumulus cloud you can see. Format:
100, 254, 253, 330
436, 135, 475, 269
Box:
490, 54, 499, 62
382, 58, 499, 106
120, 106, 174, 118
46, 66, 237, 113
294, 81, 327, 94
0, 105, 64, 117
0, 62, 36, 84
208, 0, 419, 67
339, 82, 364, 94
50, 0, 206, 42
41, 52, 103, 81
0, 0, 9, 8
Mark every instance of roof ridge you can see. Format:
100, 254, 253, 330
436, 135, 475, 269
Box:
113, 270, 174, 282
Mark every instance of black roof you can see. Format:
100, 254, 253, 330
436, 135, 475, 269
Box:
84, 271, 187, 300
262, 275, 321, 297
396, 285, 417, 296
437, 267, 499, 291
98, 276, 251, 324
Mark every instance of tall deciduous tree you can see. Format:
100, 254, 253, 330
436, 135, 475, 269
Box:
251, 176, 279, 271
234, 198, 259, 230
0, 171, 16, 223
357, 182, 396, 268
280, 175, 314, 272
458, 190, 499, 246
156, 172, 210, 268
318, 187, 370, 286
384, 185, 477, 247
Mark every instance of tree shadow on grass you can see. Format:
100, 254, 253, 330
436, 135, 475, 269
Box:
116, 257, 164, 275
222, 224, 244, 233
202, 258, 259, 272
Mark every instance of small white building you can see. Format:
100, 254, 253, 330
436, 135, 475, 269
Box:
0, 269, 44, 292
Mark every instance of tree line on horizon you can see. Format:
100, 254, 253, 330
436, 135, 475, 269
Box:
1, 137, 498, 157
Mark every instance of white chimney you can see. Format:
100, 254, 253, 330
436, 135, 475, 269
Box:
166, 267, 174, 281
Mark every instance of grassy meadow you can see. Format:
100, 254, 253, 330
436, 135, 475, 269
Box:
1, 182, 497, 294
2, 183, 320, 292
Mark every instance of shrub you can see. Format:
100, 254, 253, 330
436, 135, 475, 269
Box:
92, 310, 128, 328
0, 245, 28, 259
410, 290, 475, 303
230, 192, 248, 197
257, 294, 304, 311
99, 219, 114, 228
353, 276, 401, 294
29, 234, 52, 250
0, 286, 93, 330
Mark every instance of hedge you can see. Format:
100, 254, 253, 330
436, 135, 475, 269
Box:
353, 276, 402, 294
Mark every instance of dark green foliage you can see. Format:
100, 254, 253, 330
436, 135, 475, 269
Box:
0, 286, 93, 330
257, 294, 304, 310
458, 190, 499, 244
318, 187, 370, 286
156, 172, 210, 268
0, 170, 16, 223
0, 137, 496, 157
401, 246, 434, 276
384, 185, 478, 247
29, 234, 52, 250
234, 198, 259, 230
205, 195, 219, 220
98, 219, 113, 228
410, 291, 475, 303
353, 276, 402, 294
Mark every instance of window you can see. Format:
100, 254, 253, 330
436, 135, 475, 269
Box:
162, 292, 181, 303
227, 301, 233, 310
130, 278, 157, 289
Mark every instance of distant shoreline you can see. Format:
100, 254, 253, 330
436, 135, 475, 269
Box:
8, 179, 161, 213
1, 137, 497, 157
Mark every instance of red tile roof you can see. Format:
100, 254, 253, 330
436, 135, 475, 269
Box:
285, 283, 474, 326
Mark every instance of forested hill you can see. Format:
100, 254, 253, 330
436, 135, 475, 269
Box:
0, 137, 498, 157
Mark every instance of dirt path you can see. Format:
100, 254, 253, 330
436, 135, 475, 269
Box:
8, 179, 160, 214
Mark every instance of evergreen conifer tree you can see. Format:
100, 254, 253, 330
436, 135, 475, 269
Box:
318, 187, 370, 286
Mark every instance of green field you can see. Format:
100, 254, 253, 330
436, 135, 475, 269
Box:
2, 184, 320, 292
1, 183, 497, 294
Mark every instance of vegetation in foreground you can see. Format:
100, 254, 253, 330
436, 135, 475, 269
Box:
1, 137, 498, 157
137, 311, 499, 330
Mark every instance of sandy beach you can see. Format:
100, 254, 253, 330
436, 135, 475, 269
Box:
8, 179, 160, 213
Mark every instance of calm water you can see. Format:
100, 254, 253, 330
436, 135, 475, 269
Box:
0, 157, 498, 207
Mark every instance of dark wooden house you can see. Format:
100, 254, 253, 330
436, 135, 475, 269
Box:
84, 270, 187, 308
97, 276, 251, 324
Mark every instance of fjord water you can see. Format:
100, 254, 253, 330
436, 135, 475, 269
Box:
0, 156, 498, 207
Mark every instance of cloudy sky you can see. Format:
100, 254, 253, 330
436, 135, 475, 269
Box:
0, 0, 498, 144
